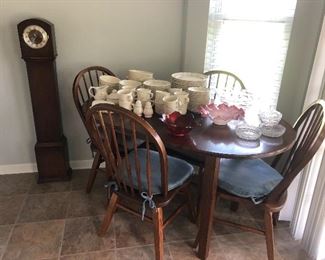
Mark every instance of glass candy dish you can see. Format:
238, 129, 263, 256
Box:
260, 123, 286, 138
198, 103, 245, 125
259, 110, 282, 126
235, 124, 262, 141
160, 112, 197, 136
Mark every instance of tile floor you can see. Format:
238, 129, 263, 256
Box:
0, 170, 310, 260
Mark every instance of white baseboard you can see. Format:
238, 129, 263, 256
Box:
0, 159, 102, 175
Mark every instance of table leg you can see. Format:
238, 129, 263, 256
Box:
197, 155, 220, 259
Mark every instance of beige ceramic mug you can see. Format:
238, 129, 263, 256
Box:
154, 91, 170, 114
162, 95, 182, 115
117, 89, 133, 103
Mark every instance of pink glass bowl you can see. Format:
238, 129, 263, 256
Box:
198, 103, 245, 125
160, 112, 197, 136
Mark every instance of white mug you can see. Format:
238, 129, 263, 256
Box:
117, 89, 133, 103
155, 90, 170, 104
174, 91, 190, 115
162, 95, 182, 115
121, 85, 137, 98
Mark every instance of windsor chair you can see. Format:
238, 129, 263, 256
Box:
86, 104, 196, 260
195, 99, 325, 260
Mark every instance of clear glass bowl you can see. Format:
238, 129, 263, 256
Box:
260, 123, 286, 138
259, 110, 282, 126
235, 124, 262, 141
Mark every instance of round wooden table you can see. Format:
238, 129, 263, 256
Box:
146, 113, 296, 259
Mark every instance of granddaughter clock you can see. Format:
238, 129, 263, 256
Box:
17, 18, 71, 182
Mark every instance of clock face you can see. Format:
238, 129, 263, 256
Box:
23, 25, 49, 49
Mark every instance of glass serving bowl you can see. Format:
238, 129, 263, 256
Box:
198, 103, 245, 125
260, 123, 286, 138
235, 124, 262, 141
160, 112, 197, 136
259, 110, 282, 126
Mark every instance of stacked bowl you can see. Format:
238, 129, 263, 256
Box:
143, 79, 171, 96
171, 72, 207, 90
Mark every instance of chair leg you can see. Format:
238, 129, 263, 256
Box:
185, 188, 196, 223
272, 212, 279, 226
152, 207, 164, 260
264, 210, 275, 260
86, 152, 101, 193
98, 192, 118, 236
196, 166, 204, 224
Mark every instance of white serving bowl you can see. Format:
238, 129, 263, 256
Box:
128, 69, 154, 82
99, 75, 120, 89
143, 80, 171, 94
119, 79, 142, 89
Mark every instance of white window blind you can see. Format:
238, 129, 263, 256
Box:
205, 0, 297, 110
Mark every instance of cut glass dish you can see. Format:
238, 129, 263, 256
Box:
235, 124, 262, 141
260, 123, 286, 138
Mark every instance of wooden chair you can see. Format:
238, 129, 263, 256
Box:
72, 66, 116, 193
86, 104, 196, 260
195, 99, 325, 259
205, 70, 245, 96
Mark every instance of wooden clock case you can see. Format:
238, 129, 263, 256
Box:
17, 18, 71, 183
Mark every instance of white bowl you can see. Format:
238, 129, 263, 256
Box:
119, 79, 142, 89
143, 80, 171, 93
128, 69, 154, 82
99, 75, 120, 88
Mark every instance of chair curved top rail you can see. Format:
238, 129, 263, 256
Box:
267, 99, 325, 203
204, 69, 245, 90
86, 104, 169, 198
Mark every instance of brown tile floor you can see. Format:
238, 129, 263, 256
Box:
0, 170, 310, 260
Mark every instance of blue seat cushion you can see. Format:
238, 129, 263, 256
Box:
219, 158, 283, 202
122, 149, 194, 195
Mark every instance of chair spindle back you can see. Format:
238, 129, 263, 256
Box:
268, 100, 325, 202
204, 70, 245, 98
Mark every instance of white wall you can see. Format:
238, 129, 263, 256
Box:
0, 0, 185, 168
182, 0, 209, 72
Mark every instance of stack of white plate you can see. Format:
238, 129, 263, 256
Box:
171, 72, 207, 90
187, 87, 210, 113
143, 80, 171, 96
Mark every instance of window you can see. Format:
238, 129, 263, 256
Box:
205, 0, 297, 111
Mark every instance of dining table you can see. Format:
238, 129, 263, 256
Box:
145, 112, 297, 259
